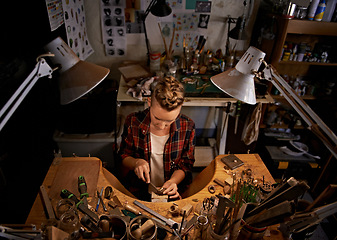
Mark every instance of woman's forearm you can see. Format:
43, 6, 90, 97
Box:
168, 169, 185, 185
122, 156, 138, 170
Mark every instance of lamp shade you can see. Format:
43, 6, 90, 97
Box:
150, 0, 172, 17
210, 46, 266, 105
44, 37, 110, 105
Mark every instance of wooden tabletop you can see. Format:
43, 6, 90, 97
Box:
26, 154, 285, 239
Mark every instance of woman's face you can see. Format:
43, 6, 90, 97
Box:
148, 97, 181, 131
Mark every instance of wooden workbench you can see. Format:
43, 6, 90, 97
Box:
26, 154, 285, 239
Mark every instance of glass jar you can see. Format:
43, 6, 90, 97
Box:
205, 222, 230, 240
56, 199, 76, 219
58, 211, 80, 234
192, 215, 209, 240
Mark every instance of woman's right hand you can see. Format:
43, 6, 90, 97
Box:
134, 159, 150, 183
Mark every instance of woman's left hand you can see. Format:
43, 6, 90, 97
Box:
162, 180, 181, 199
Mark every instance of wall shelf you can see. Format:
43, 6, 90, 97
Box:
278, 61, 337, 67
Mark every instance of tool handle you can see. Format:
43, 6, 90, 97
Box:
236, 101, 241, 116
124, 203, 141, 215
61, 189, 79, 204
78, 176, 89, 198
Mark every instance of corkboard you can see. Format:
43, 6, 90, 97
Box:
48, 158, 101, 200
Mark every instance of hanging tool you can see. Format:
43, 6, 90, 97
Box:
234, 101, 241, 134
218, 102, 231, 157
61, 189, 99, 222
221, 102, 232, 138
78, 176, 89, 207
133, 200, 179, 230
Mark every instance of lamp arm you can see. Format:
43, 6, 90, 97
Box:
143, 0, 157, 20
142, 18, 151, 65
142, 0, 157, 65
0, 57, 53, 131
262, 64, 337, 159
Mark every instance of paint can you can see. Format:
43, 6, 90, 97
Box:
314, 0, 326, 21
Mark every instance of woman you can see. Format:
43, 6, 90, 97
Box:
118, 76, 196, 201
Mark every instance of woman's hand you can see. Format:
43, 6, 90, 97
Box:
162, 180, 181, 199
134, 159, 150, 183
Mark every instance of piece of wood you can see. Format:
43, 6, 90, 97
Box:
48, 226, 69, 240
118, 64, 150, 82
39, 185, 56, 220
151, 192, 168, 202
48, 158, 100, 200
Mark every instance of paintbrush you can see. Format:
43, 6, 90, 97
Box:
168, 26, 175, 60
158, 23, 168, 58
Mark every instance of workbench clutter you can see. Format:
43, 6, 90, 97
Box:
17, 155, 337, 240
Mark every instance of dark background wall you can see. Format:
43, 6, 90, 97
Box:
0, 0, 66, 223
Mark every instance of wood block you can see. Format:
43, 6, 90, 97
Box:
151, 192, 168, 202
48, 158, 100, 200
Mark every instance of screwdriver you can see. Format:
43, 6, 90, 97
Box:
78, 176, 89, 207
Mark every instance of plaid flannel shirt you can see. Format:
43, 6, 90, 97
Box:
118, 108, 196, 194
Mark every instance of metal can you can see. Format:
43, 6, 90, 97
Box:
314, 0, 326, 21
307, 0, 320, 20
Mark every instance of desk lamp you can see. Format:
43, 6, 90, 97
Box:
142, 0, 172, 64
211, 46, 337, 159
0, 37, 110, 131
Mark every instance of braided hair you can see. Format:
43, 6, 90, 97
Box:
152, 76, 184, 111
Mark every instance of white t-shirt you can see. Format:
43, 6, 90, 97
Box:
149, 132, 169, 187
